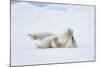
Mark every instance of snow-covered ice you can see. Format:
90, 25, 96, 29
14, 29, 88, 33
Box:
11, 2, 95, 66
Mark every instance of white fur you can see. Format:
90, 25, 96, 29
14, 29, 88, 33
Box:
29, 32, 52, 40
29, 28, 77, 48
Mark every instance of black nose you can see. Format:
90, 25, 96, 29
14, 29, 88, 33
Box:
72, 36, 74, 39
72, 36, 77, 45
72, 36, 75, 43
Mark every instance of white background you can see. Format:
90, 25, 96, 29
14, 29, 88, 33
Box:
0, 0, 98, 67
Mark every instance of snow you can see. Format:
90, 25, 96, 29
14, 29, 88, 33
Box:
11, 2, 95, 66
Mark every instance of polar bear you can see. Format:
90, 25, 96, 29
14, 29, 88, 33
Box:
29, 28, 77, 48
36, 28, 77, 48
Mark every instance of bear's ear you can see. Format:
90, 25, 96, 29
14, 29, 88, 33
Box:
68, 28, 73, 36
64, 28, 73, 36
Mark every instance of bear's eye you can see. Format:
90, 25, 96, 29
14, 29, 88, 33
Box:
72, 36, 74, 39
